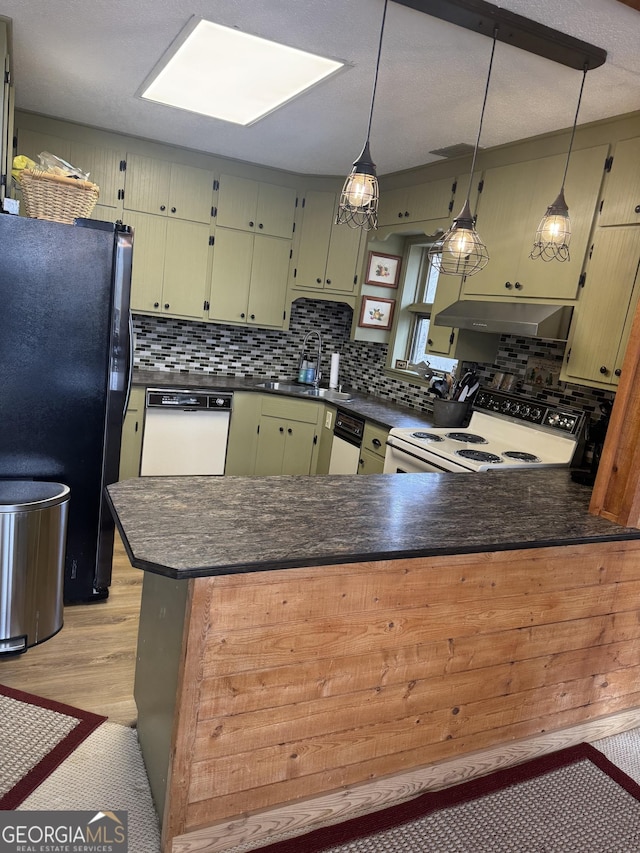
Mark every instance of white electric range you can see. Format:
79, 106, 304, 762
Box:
383, 389, 585, 474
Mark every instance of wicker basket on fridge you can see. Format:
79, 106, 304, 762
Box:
19, 169, 100, 225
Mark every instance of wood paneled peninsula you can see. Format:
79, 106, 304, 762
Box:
106, 470, 640, 853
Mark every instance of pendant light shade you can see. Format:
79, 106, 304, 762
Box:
530, 66, 587, 263
336, 0, 388, 231
429, 30, 498, 276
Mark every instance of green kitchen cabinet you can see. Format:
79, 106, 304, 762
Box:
289, 190, 363, 297
208, 228, 290, 328
462, 144, 609, 301
119, 386, 146, 480
124, 153, 215, 224
224, 392, 262, 475
598, 137, 640, 226
254, 396, 322, 476
358, 421, 389, 475
561, 225, 640, 390
126, 211, 209, 319
216, 174, 296, 238
377, 176, 455, 227
0, 20, 12, 206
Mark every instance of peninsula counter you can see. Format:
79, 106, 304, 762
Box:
107, 469, 640, 853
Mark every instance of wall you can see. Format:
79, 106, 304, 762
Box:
135, 302, 615, 425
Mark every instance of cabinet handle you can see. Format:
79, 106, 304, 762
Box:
287, 428, 293, 434
316, 277, 322, 283
250, 314, 255, 320
514, 282, 523, 290
600, 366, 609, 375
326, 279, 331, 285
249, 220, 255, 227
240, 312, 246, 318
279, 427, 284, 433
397, 212, 403, 219
154, 302, 159, 308
164, 303, 170, 309
615, 368, 622, 376
171, 207, 176, 214
404, 211, 409, 217
635, 205, 640, 213
505, 281, 513, 289
427, 338, 433, 346
359, 458, 364, 466
160, 205, 166, 212
372, 438, 382, 448
258, 223, 264, 229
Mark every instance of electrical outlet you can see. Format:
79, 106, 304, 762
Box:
325, 411, 333, 430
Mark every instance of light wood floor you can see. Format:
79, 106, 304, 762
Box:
0, 534, 141, 726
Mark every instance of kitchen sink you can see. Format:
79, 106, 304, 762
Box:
255, 381, 353, 402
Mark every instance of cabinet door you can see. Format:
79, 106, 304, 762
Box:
247, 235, 290, 327
324, 198, 362, 294
406, 177, 455, 222
16, 128, 72, 163
599, 137, 640, 226
69, 141, 124, 209
168, 162, 214, 223
377, 187, 410, 227
563, 226, 640, 387
0, 23, 9, 203
426, 273, 462, 356
291, 190, 333, 289
118, 387, 145, 480
358, 448, 385, 474
124, 153, 170, 215
216, 174, 259, 231
281, 421, 316, 475
126, 211, 166, 312
224, 392, 261, 475
162, 219, 209, 318
256, 182, 296, 238
209, 227, 253, 323
254, 416, 286, 475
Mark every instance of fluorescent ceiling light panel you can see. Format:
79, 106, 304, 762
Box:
140, 18, 345, 126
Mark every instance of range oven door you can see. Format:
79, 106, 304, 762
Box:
383, 440, 470, 474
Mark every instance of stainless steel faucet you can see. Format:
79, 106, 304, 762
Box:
299, 330, 323, 387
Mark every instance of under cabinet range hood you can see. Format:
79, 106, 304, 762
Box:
434, 300, 573, 340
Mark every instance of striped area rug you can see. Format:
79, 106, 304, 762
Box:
255, 743, 640, 853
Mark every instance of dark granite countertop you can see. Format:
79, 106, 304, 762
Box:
133, 369, 434, 430
107, 469, 640, 579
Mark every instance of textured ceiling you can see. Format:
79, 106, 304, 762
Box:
3, 0, 640, 176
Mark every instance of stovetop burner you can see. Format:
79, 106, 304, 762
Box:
411, 432, 444, 442
456, 449, 503, 463
447, 432, 487, 444
502, 451, 541, 463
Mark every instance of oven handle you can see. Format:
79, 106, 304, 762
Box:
385, 440, 454, 473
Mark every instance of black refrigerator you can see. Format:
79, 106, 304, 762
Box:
0, 213, 133, 603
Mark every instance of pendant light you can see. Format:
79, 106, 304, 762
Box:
429, 29, 498, 277
530, 65, 588, 263
336, 0, 388, 231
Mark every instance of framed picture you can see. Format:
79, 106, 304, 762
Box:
365, 251, 402, 288
358, 295, 395, 330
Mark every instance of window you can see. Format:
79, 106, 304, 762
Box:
387, 239, 459, 380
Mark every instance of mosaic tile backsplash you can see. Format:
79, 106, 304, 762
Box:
134, 298, 615, 426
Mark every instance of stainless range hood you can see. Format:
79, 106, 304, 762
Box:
434, 300, 573, 341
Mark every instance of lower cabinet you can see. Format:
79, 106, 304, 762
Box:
358, 421, 389, 474
254, 396, 322, 475
118, 386, 146, 480
224, 392, 262, 475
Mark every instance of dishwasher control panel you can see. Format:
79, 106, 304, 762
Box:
146, 388, 233, 410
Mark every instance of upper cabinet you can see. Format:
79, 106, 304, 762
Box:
290, 189, 363, 297
561, 225, 640, 390
462, 144, 609, 301
377, 177, 455, 227
598, 137, 640, 226
123, 153, 215, 223
0, 19, 13, 206
215, 174, 296, 238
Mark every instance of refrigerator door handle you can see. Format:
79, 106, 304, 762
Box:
124, 310, 134, 419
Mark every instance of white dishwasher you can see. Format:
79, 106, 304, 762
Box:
329, 410, 365, 474
140, 388, 233, 476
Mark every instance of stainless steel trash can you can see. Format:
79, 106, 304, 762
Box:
0, 481, 70, 654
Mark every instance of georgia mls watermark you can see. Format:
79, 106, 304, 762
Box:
0, 811, 128, 853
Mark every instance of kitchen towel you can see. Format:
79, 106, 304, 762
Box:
329, 353, 340, 389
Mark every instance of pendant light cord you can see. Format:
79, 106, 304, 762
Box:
560, 64, 588, 191
464, 27, 498, 202
364, 0, 389, 144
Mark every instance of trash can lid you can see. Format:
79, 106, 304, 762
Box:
0, 481, 70, 512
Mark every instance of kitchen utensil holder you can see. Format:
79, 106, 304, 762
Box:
432, 398, 471, 428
